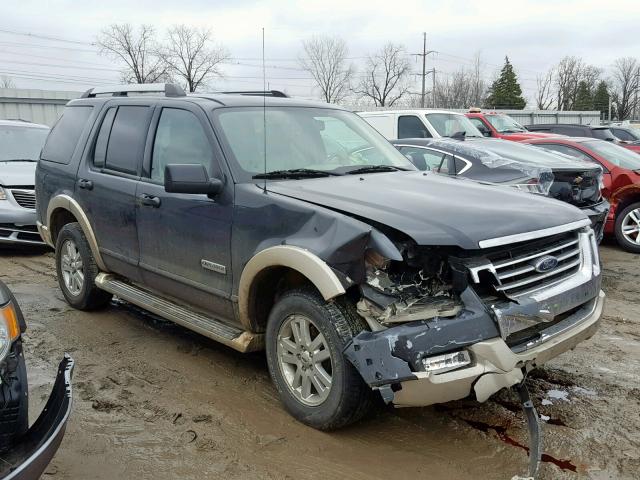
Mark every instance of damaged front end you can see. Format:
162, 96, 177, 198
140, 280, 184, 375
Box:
344, 225, 604, 408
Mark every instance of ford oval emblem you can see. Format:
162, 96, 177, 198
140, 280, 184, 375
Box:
532, 255, 559, 273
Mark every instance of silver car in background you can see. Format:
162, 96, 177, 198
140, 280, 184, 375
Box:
0, 120, 49, 246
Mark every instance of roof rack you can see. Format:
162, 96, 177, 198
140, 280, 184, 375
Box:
81, 83, 186, 98
219, 90, 289, 98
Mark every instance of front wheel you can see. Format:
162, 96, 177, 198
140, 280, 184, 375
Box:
265, 289, 374, 430
614, 202, 640, 253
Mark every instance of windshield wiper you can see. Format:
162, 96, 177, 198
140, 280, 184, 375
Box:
345, 165, 406, 175
0, 158, 38, 162
500, 129, 525, 134
252, 168, 341, 180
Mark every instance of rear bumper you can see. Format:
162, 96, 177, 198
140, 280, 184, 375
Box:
0, 355, 74, 480
392, 291, 603, 407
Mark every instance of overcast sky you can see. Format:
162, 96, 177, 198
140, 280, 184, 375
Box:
1, 0, 639, 105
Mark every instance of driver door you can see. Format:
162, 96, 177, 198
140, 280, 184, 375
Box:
136, 103, 234, 319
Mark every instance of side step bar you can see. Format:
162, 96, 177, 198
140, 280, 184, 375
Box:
95, 273, 263, 353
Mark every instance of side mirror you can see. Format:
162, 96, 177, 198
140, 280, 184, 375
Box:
164, 164, 223, 195
482, 130, 492, 137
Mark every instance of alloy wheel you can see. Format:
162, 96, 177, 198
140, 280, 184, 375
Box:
621, 208, 640, 245
60, 239, 84, 296
276, 314, 333, 406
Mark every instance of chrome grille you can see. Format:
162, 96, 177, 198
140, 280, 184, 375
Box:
485, 232, 582, 297
10, 189, 36, 209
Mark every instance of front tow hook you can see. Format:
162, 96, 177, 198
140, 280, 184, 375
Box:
515, 380, 542, 479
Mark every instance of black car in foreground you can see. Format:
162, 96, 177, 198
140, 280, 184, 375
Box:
0, 281, 73, 480
392, 137, 610, 240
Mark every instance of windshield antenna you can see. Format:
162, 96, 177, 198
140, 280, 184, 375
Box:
262, 27, 267, 194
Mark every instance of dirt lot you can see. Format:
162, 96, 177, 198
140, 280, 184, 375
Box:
2, 241, 639, 480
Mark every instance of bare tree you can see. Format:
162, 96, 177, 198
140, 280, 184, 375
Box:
555, 56, 584, 110
433, 70, 474, 109
0, 76, 15, 88
610, 57, 640, 120
299, 35, 353, 103
535, 68, 555, 109
469, 51, 486, 107
97, 24, 168, 84
159, 25, 229, 93
353, 43, 411, 107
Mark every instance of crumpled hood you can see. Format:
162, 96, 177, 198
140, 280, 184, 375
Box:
267, 171, 588, 250
0, 161, 36, 187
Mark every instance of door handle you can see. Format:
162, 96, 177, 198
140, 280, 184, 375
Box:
77, 179, 93, 190
139, 194, 161, 208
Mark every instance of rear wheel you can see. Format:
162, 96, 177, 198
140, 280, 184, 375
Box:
266, 288, 374, 430
615, 202, 640, 253
55, 223, 112, 310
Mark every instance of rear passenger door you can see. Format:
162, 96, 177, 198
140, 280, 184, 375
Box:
75, 102, 153, 281
136, 102, 234, 318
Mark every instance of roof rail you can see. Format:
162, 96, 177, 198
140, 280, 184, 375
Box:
219, 90, 289, 98
81, 83, 186, 98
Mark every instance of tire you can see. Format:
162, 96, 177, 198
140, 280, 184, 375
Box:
265, 288, 374, 430
614, 202, 640, 253
55, 222, 112, 310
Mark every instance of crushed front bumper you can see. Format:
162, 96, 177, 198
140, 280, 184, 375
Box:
392, 291, 603, 407
0, 355, 74, 480
345, 280, 604, 407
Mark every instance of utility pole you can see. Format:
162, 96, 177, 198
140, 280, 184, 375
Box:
412, 33, 436, 108
432, 67, 436, 108
608, 95, 612, 122
634, 72, 640, 121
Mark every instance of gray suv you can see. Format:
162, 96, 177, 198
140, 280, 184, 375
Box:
35, 84, 604, 432
0, 120, 49, 246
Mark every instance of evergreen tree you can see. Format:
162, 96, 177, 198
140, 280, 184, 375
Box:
592, 81, 610, 119
573, 81, 593, 111
484, 56, 526, 109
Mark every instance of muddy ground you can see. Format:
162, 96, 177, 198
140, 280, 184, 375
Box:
2, 241, 639, 480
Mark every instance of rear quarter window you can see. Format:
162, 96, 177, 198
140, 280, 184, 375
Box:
41, 106, 93, 164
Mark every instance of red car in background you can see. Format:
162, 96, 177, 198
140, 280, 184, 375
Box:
523, 137, 640, 252
466, 109, 558, 141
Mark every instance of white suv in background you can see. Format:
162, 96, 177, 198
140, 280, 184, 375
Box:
357, 109, 484, 140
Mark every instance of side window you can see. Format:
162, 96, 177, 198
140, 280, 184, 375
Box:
104, 106, 150, 175
41, 106, 93, 164
151, 108, 213, 183
536, 143, 594, 162
612, 128, 634, 142
93, 107, 117, 168
398, 115, 431, 139
454, 157, 470, 174
399, 146, 443, 171
469, 118, 491, 136
438, 154, 453, 174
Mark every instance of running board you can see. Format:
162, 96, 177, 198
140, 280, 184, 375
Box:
95, 273, 263, 353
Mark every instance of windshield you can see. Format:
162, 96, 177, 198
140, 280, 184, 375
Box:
214, 107, 415, 181
584, 140, 640, 170
425, 113, 482, 138
0, 125, 49, 161
485, 114, 527, 133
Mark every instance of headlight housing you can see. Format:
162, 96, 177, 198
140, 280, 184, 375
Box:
0, 186, 6, 201
0, 302, 20, 361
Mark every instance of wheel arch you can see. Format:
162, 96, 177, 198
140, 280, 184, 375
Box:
45, 194, 109, 272
612, 185, 640, 217
238, 246, 346, 332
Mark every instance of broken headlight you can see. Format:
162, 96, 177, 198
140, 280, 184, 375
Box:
358, 248, 462, 327
422, 350, 471, 374
0, 301, 20, 361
